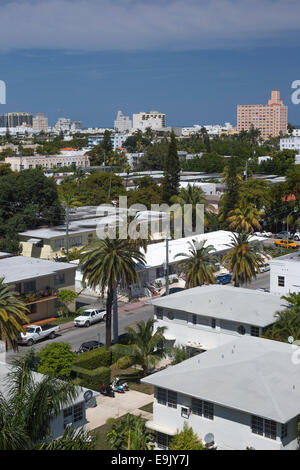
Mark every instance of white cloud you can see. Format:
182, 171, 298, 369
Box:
0, 0, 299, 51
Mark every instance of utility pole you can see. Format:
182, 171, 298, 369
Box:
165, 237, 170, 295
65, 205, 70, 262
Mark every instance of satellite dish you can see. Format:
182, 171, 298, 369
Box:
204, 433, 215, 445
288, 336, 295, 344
84, 390, 93, 402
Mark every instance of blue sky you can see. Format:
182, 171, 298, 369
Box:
0, 0, 300, 127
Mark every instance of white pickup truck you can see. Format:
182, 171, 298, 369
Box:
74, 308, 106, 327
19, 324, 60, 346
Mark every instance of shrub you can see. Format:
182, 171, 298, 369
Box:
71, 365, 111, 391
114, 356, 133, 370
37, 342, 76, 379
74, 347, 111, 369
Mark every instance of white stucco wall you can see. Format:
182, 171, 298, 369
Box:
152, 391, 298, 450
270, 258, 300, 296
154, 308, 264, 350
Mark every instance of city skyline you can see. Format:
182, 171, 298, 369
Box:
0, 1, 300, 127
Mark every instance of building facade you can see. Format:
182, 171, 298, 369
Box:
4, 112, 33, 128
32, 113, 49, 132
270, 252, 300, 296
132, 111, 166, 131
0, 256, 76, 322
237, 90, 288, 139
143, 337, 300, 450
151, 285, 283, 351
5, 153, 90, 171
114, 110, 132, 132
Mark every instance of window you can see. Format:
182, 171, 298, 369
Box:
192, 314, 197, 325
278, 276, 285, 287
250, 326, 260, 337
281, 423, 288, 440
73, 403, 84, 422
24, 280, 36, 294
167, 311, 174, 320
157, 388, 167, 405
54, 273, 65, 286
69, 236, 82, 247
156, 307, 163, 320
55, 238, 65, 249
251, 415, 277, 440
157, 432, 168, 450
211, 318, 216, 329
251, 415, 263, 436
167, 391, 177, 409
192, 398, 214, 420
238, 325, 246, 335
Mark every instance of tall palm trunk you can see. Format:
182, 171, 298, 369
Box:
105, 286, 113, 350
113, 286, 118, 345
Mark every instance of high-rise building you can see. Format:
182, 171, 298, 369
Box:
237, 90, 288, 139
114, 110, 132, 132
4, 112, 33, 128
132, 110, 166, 131
32, 113, 49, 132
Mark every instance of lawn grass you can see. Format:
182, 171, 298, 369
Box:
92, 421, 114, 450
110, 365, 154, 395
139, 402, 153, 413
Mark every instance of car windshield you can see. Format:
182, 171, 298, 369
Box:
26, 327, 35, 333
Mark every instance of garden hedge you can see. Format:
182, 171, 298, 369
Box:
72, 364, 111, 391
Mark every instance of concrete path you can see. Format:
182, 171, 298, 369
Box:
86, 389, 153, 430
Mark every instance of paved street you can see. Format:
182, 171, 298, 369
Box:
244, 271, 270, 291
6, 303, 154, 361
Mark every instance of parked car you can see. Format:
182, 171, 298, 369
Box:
275, 231, 293, 239
275, 239, 300, 249
216, 274, 232, 285
260, 263, 270, 273
76, 340, 104, 354
161, 287, 185, 297
74, 309, 106, 327
254, 231, 272, 238
18, 324, 59, 346
294, 231, 300, 241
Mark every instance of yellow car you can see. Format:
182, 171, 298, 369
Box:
275, 239, 300, 249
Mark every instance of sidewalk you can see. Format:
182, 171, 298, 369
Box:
86, 390, 153, 430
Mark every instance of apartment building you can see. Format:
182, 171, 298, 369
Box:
132, 111, 166, 131
114, 110, 132, 132
4, 112, 33, 127
280, 136, 300, 155
143, 336, 300, 450
237, 89, 288, 139
5, 153, 90, 171
0, 256, 76, 322
0, 362, 98, 439
151, 285, 284, 351
32, 113, 49, 132
270, 252, 300, 296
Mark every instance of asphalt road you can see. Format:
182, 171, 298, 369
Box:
6, 272, 270, 361
6, 303, 154, 361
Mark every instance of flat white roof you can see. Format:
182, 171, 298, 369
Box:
151, 285, 285, 327
142, 231, 267, 268
0, 256, 76, 284
142, 336, 300, 423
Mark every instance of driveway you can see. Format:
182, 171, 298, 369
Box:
86, 389, 153, 430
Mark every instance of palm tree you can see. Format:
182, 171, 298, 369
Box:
170, 184, 214, 234
264, 309, 300, 343
79, 238, 145, 349
113, 318, 168, 376
0, 278, 29, 350
227, 202, 263, 233
222, 232, 265, 287
0, 352, 93, 450
281, 293, 300, 310
175, 239, 218, 288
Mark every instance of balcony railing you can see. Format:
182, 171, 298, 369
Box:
18, 288, 58, 305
